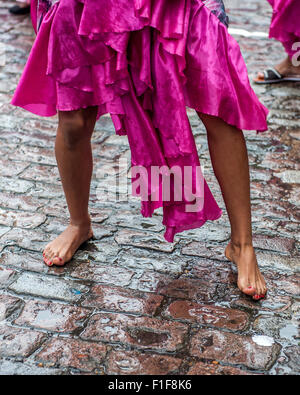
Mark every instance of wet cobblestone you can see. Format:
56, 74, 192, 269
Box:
190, 329, 281, 370
0, 0, 299, 375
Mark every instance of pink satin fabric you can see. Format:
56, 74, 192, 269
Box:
268, 0, 300, 59
11, 0, 269, 242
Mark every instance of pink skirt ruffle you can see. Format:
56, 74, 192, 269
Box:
268, 0, 300, 59
12, 0, 269, 242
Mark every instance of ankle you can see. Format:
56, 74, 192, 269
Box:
277, 56, 299, 74
230, 239, 253, 251
69, 215, 91, 228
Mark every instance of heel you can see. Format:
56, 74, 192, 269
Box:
224, 242, 233, 262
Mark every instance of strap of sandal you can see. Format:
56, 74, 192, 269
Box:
263, 67, 283, 81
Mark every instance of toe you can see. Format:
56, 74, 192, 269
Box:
256, 278, 266, 297
253, 294, 261, 301
253, 293, 266, 301
240, 283, 256, 296
45, 255, 54, 266
43, 249, 49, 261
43, 251, 49, 265
52, 256, 64, 266
260, 287, 267, 298
256, 72, 265, 80
255, 283, 263, 297
43, 248, 55, 266
43, 257, 53, 266
44, 248, 53, 260
243, 287, 257, 296
262, 281, 268, 295
44, 246, 52, 257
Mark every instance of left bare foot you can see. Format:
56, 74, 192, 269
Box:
225, 242, 267, 300
43, 221, 93, 267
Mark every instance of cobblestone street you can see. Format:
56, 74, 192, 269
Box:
0, 0, 299, 375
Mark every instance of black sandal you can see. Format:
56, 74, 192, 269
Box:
9, 5, 31, 15
254, 67, 300, 84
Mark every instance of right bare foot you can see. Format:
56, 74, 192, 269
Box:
43, 221, 94, 267
225, 241, 267, 301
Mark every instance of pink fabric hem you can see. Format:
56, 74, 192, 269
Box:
11, 0, 269, 242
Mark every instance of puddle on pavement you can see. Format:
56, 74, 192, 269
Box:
279, 324, 299, 342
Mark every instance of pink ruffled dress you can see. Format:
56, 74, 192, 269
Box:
11, 0, 269, 242
268, 0, 300, 59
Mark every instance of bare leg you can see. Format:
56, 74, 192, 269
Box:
43, 106, 98, 266
198, 113, 267, 300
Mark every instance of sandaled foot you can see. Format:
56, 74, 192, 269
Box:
225, 241, 267, 300
254, 56, 300, 84
9, 5, 31, 15
43, 221, 94, 267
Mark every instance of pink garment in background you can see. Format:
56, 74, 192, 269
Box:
11, 0, 269, 242
268, 0, 300, 59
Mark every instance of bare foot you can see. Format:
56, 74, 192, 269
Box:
256, 55, 300, 81
225, 242, 267, 300
43, 221, 94, 267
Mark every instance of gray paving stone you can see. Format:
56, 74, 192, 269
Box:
0, 359, 62, 375
0, 208, 46, 229
0, 325, 47, 358
256, 253, 300, 274
190, 329, 281, 370
0, 267, 15, 288
115, 249, 187, 275
8, 272, 89, 302
115, 229, 177, 253
0, 177, 34, 193
0, 359, 62, 376
0, 228, 51, 251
